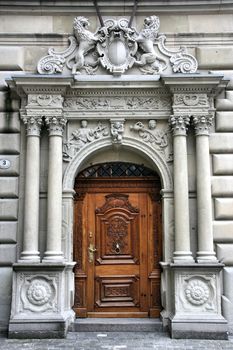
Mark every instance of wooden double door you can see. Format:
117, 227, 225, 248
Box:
73, 177, 162, 318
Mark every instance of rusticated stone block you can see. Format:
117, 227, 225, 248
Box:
0, 155, 19, 176
213, 154, 233, 175
0, 199, 18, 220
0, 134, 20, 154
215, 198, 233, 220
0, 222, 17, 243
0, 112, 20, 132
216, 112, 233, 131
210, 133, 233, 153
212, 176, 233, 196
0, 177, 18, 198
213, 221, 233, 242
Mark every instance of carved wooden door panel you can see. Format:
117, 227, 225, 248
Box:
73, 178, 162, 318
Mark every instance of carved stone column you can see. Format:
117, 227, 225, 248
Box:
193, 115, 217, 262
43, 116, 67, 261
169, 115, 194, 262
20, 115, 42, 261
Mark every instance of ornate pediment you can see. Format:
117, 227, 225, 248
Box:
37, 15, 198, 76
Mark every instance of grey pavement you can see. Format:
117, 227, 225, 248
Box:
1, 332, 233, 350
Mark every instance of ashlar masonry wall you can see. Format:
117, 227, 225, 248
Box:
211, 78, 233, 333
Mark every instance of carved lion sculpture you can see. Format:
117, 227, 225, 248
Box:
134, 15, 166, 73
67, 16, 104, 74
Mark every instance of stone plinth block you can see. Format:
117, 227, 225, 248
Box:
8, 263, 75, 339
168, 264, 228, 339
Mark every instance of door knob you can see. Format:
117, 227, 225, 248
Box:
88, 243, 97, 263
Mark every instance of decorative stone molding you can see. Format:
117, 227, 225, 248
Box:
110, 119, 125, 144
63, 136, 173, 191
27, 94, 64, 108
63, 120, 109, 161
193, 114, 213, 136
21, 114, 43, 137
64, 93, 171, 112
130, 120, 172, 162
37, 15, 198, 76
20, 275, 57, 313
169, 115, 190, 136
45, 116, 67, 136
173, 94, 209, 108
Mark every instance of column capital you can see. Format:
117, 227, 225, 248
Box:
21, 114, 43, 137
45, 116, 67, 136
193, 114, 213, 136
169, 115, 190, 136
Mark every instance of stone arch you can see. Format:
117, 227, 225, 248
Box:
62, 135, 174, 264
63, 136, 173, 192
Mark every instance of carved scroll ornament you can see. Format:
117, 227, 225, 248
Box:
37, 15, 198, 76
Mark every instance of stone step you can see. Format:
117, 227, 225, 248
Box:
69, 318, 164, 332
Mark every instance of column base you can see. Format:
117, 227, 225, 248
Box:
169, 316, 228, 340
196, 251, 218, 263
42, 251, 64, 262
169, 263, 228, 340
8, 262, 75, 339
173, 251, 194, 263
8, 313, 74, 339
19, 251, 40, 262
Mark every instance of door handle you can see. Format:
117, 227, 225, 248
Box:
88, 243, 97, 263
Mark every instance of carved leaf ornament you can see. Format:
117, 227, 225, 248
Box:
37, 15, 198, 75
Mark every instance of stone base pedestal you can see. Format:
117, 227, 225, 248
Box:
169, 263, 228, 340
8, 262, 75, 339
169, 318, 228, 340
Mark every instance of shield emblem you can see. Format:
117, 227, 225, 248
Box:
97, 18, 138, 75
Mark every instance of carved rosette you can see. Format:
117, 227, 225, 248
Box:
20, 275, 57, 313
45, 116, 67, 136
21, 115, 43, 137
193, 115, 213, 136
169, 115, 190, 136
185, 278, 210, 306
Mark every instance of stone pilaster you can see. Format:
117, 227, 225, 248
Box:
169, 115, 194, 262
20, 115, 42, 262
193, 114, 217, 263
43, 116, 67, 261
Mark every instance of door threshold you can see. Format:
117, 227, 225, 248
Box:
69, 318, 164, 332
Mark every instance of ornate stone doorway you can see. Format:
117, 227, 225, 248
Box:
73, 162, 162, 318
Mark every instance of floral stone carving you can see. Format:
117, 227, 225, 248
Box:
20, 275, 57, 313
185, 278, 210, 306
63, 120, 109, 161
37, 15, 198, 76
130, 120, 172, 162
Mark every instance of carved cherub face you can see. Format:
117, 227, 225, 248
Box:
148, 120, 157, 130
81, 120, 88, 128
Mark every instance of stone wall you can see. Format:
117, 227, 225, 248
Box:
0, 82, 20, 332
211, 79, 233, 334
